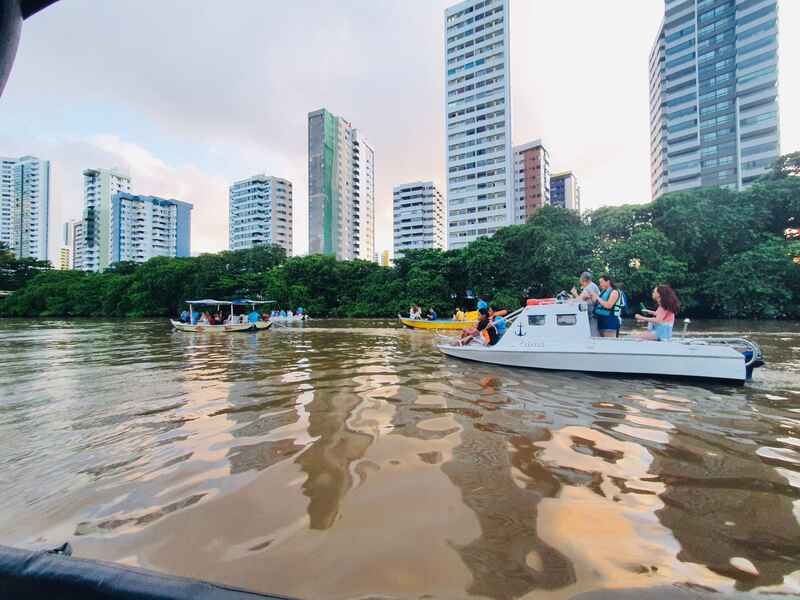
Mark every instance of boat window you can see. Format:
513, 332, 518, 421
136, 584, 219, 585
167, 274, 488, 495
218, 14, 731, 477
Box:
528, 315, 546, 326
557, 314, 577, 326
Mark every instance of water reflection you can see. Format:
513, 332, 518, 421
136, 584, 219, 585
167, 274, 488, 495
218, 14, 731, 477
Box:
0, 319, 799, 598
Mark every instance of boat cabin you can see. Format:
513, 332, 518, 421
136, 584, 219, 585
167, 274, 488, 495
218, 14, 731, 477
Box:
509, 299, 593, 341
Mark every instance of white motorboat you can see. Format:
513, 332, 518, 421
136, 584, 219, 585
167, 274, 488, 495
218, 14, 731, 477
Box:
438, 298, 764, 384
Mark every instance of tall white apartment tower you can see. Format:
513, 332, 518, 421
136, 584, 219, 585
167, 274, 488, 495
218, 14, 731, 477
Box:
393, 181, 445, 259
352, 130, 375, 261
445, 0, 513, 251
0, 157, 15, 248
82, 168, 131, 272
10, 156, 50, 261
649, 0, 780, 199
229, 175, 293, 255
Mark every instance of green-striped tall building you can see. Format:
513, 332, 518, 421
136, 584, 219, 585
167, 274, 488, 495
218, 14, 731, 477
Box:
307, 108, 375, 261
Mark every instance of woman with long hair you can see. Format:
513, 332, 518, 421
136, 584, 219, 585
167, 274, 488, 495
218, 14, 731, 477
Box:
635, 285, 681, 341
591, 275, 623, 337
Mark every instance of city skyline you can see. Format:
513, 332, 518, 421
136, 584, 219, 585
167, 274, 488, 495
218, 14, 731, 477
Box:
0, 0, 798, 262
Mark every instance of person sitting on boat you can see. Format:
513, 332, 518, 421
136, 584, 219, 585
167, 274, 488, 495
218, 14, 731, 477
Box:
477, 298, 489, 311
453, 307, 465, 321
458, 308, 491, 346
190, 309, 201, 325
590, 275, 622, 337
427, 307, 438, 321
635, 285, 680, 341
280, 309, 287, 318
488, 306, 509, 343
199, 312, 210, 324
288, 310, 294, 318
248, 308, 260, 324
179, 309, 189, 323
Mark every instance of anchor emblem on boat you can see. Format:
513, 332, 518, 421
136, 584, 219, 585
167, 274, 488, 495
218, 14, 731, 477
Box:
515, 320, 526, 337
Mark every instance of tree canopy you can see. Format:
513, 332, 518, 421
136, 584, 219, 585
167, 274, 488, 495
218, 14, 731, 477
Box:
2, 158, 799, 320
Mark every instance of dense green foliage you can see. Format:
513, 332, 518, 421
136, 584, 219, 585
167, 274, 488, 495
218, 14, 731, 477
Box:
2, 166, 799, 320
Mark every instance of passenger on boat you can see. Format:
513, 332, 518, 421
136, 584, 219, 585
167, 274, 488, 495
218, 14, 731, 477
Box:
428, 307, 438, 321
288, 310, 294, 318
208, 313, 217, 325
179, 309, 189, 323
572, 271, 601, 336
591, 275, 622, 337
635, 285, 680, 341
199, 312, 210, 324
477, 298, 489, 311
190, 309, 201, 325
453, 308, 465, 321
458, 308, 490, 346
409, 305, 422, 320
248, 309, 260, 323
487, 306, 509, 345
280, 310, 287, 318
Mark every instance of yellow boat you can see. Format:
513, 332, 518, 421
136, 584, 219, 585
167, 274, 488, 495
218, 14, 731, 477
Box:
399, 313, 477, 331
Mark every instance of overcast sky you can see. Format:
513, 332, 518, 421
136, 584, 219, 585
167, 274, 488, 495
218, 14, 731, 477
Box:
1, 0, 797, 262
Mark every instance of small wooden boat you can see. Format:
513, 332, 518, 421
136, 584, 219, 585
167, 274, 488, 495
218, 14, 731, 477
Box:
170, 319, 255, 333
399, 316, 476, 331
438, 298, 764, 383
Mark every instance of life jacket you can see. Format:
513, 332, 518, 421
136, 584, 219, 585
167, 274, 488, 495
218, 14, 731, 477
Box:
594, 287, 622, 317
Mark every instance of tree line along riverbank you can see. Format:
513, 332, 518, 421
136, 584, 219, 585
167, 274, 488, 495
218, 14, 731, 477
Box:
1, 156, 799, 321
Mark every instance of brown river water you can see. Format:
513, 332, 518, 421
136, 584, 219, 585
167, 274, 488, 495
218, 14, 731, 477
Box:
1, 318, 799, 599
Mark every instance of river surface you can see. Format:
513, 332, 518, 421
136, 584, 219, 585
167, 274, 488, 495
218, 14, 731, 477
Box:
1, 318, 799, 599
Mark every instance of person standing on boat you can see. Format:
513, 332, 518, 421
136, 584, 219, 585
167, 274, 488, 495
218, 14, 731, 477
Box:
591, 275, 622, 337
635, 285, 680, 341
572, 271, 601, 336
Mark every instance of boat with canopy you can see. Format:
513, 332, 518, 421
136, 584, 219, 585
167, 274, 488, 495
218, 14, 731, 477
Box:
438, 297, 764, 383
171, 299, 274, 332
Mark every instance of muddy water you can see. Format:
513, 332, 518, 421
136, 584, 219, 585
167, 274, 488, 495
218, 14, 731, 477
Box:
0, 318, 799, 599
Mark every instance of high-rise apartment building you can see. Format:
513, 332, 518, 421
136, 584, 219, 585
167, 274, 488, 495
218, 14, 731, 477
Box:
82, 168, 131, 272
393, 181, 446, 259
59, 220, 78, 270
229, 175, 293, 255
308, 108, 375, 260
445, 0, 513, 250
110, 192, 192, 263
72, 221, 85, 270
351, 130, 376, 261
8, 156, 50, 261
550, 171, 581, 212
513, 140, 550, 223
649, 0, 780, 199
0, 157, 15, 248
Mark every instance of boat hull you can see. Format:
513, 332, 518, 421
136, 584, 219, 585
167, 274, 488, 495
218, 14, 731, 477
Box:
399, 317, 476, 331
170, 320, 254, 333
438, 339, 748, 383
254, 320, 273, 330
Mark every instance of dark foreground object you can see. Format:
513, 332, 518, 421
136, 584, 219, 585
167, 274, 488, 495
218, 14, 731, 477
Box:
0, 544, 292, 600
0, 543, 792, 599
0, 0, 58, 95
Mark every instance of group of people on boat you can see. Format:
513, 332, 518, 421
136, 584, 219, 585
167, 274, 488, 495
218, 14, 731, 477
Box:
178, 308, 266, 325
407, 305, 439, 321
270, 308, 306, 319
572, 271, 681, 341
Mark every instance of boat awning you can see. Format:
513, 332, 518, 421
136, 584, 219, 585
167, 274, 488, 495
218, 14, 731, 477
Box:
231, 299, 276, 305
185, 299, 233, 305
